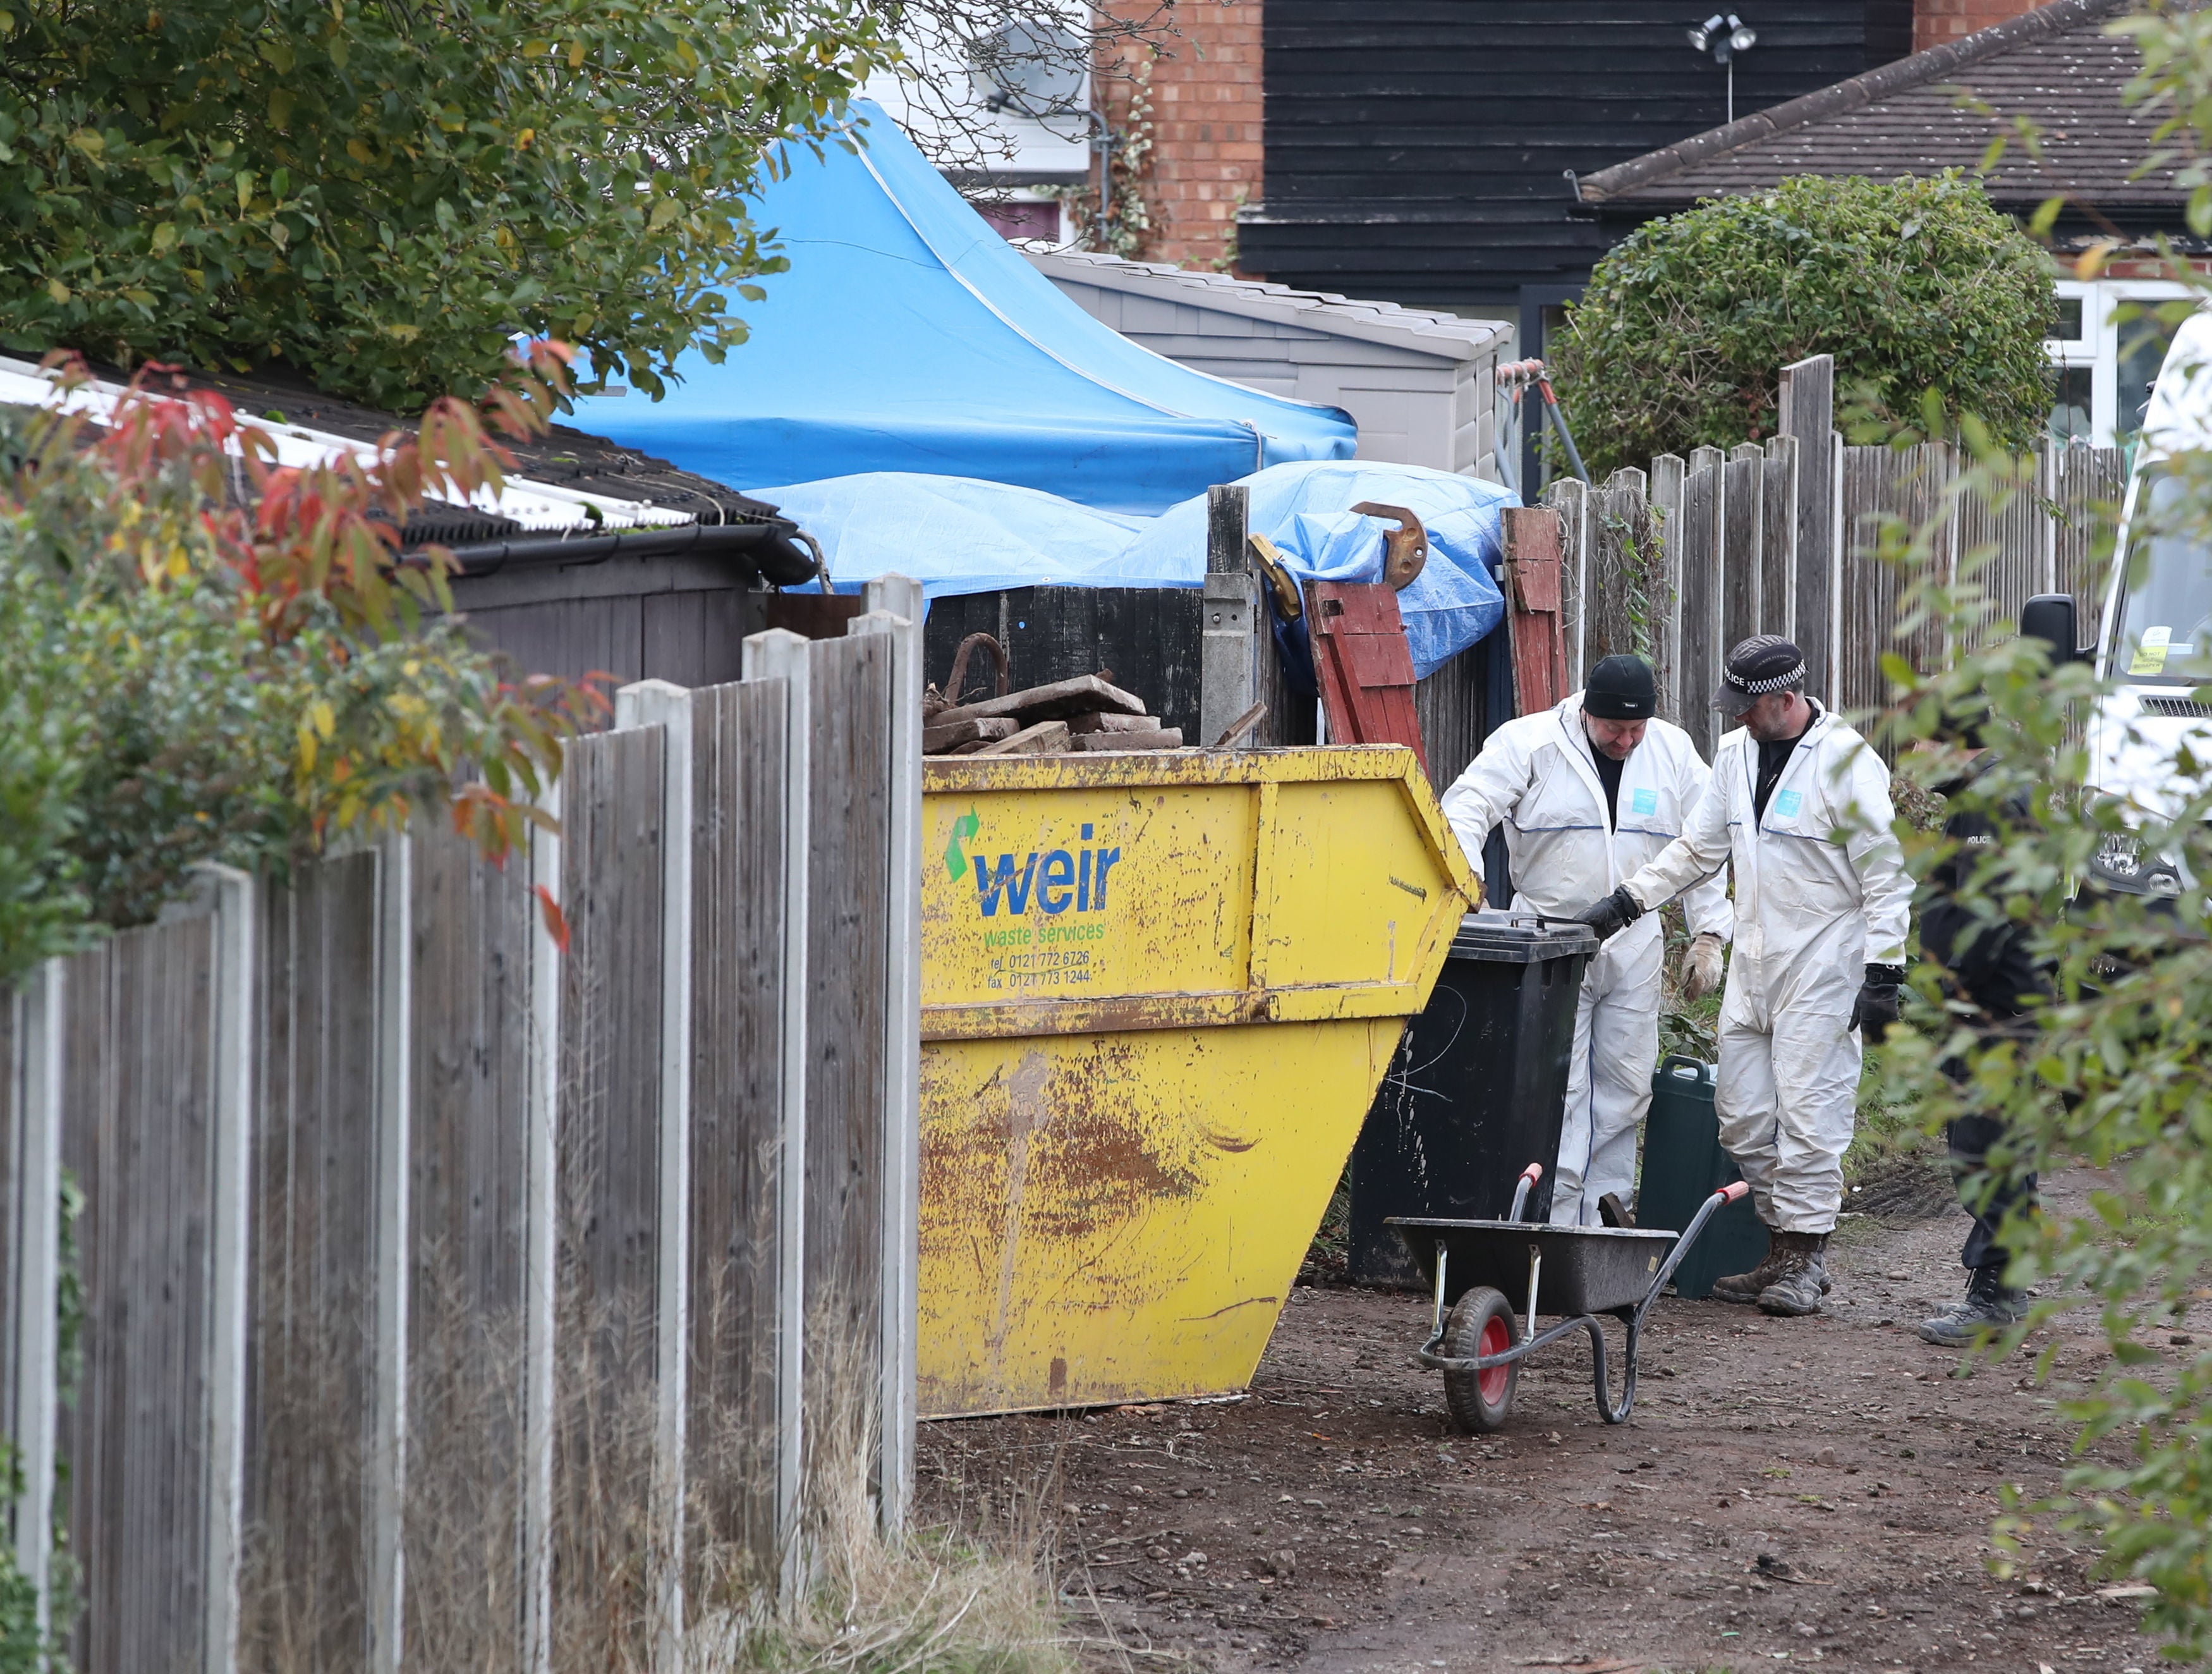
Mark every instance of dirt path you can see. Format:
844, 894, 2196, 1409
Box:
917, 1165, 2204, 1674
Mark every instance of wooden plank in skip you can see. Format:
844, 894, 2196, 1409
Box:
1306, 581, 1428, 774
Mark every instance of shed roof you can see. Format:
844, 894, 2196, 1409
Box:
1574, 0, 2170, 215
0, 353, 815, 580
1025, 250, 1507, 362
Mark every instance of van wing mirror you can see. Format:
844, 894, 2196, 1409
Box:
2021, 594, 2091, 665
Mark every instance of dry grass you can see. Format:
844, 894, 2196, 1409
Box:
684, 1320, 1076, 1674
238, 1299, 372, 1673
403, 1257, 528, 1673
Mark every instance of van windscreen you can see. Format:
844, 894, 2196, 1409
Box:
2117, 465, 2212, 685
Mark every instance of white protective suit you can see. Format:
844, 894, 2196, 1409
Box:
1620, 701, 1911, 1234
1441, 693, 1731, 1226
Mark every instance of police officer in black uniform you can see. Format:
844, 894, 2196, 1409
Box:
1915, 723, 2045, 1344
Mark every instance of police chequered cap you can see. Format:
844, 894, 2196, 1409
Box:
1711, 635, 1806, 716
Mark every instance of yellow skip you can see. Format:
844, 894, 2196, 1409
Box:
919, 746, 1476, 1416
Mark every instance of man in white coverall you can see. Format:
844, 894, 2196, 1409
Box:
1571, 637, 1911, 1315
1441, 655, 1731, 1228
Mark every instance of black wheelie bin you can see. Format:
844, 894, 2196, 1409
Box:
1346, 913, 1598, 1286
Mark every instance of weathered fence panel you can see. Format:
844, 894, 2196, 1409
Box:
246, 855, 382, 1674
1838, 443, 1957, 719
1411, 639, 1495, 790
686, 677, 794, 1586
555, 723, 669, 1670
1722, 444, 1764, 659
1679, 448, 1727, 756
1550, 468, 1665, 715
1548, 475, 1588, 689
78, 927, 215, 1674
62, 893, 254, 1674
801, 632, 894, 1480
1540, 362, 2120, 732
403, 825, 536, 1668
1761, 436, 1798, 638
1835, 444, 1900, 719
1650, 454, 1687, 718
2057, 442, 2127, 645
1957, 450, 2055, 650
1779, 354, 1839, 695
0, 584, 921, 1674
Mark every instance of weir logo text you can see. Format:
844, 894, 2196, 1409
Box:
945, 811, 1123, 918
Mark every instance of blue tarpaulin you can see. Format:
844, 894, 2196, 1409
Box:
574, 103, 1354, 514
753, 461, 1514, 676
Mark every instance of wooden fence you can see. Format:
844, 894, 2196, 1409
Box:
1541, 354, 2128, 745
0, 578, 924, 1674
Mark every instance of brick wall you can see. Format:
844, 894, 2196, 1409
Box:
1103, 1, 1263, 272
1913, 0, 2050, 52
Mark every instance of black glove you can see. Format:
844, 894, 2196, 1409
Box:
1569, 886, 1644, 942
1850, 963, 1907, 1041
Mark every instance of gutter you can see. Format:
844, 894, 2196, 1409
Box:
432, 516, 818, 587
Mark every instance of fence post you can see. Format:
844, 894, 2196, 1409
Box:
10, 962, 63, 1639
741, 628, 814, 1593
371, 834, 414, 1674
1200, 486, 1262, 748
202, 865, 255, 1674
855, 578, 923, 1538
1649, 455, 1687, 721
616, 679, 696, 1666
523, 774, 562, 1674
1778, 353, 1838, 693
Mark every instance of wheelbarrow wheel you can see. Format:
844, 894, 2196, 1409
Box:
1441, 1285, 1520, 1433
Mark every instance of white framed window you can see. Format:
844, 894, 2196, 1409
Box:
2048, 278, 2200, 446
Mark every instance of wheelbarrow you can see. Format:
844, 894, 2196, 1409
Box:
1388, 1163, 1751, 1431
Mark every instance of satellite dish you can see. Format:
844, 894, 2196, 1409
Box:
970, 20, 1088, 118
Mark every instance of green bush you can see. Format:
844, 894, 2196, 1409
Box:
1552, 173, 2053, 475
0, 0, 891, 409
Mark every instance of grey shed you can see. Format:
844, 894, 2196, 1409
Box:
1029, 250, 1507, 480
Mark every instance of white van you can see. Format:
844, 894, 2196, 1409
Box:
2024, 307, 2212, 898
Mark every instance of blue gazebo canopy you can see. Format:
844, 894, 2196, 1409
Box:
576, 103, 1356, 515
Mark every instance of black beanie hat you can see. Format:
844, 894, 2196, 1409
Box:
1584, 654, 1658, 719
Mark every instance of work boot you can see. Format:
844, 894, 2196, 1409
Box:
1757, 1231, 1830, 1317
1918, 1266, 2028, 1346
1598, 1192, 1636, 1229
1710, 1225, 1780, 1304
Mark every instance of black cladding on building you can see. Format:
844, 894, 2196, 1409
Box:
1239, 0, 1916, 312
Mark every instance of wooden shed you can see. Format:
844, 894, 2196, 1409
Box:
0, 354, 824, 696
1029, 250, 1507, 480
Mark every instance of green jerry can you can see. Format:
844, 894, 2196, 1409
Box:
1635, 1055, 1767, 1300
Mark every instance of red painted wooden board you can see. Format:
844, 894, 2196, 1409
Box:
1307, 582, 1428, 774
1502, 508, 1567, 718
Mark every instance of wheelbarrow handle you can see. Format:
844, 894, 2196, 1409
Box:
1638, 1181, 1752, 1320
1507, 1162, 1545, 1224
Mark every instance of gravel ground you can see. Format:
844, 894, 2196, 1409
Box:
916, 1163, 2207, 1674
